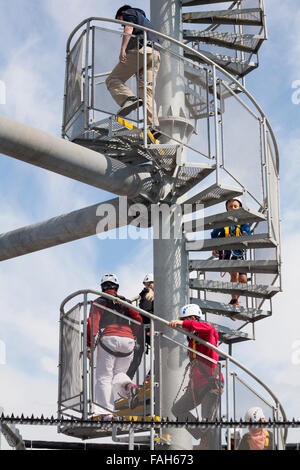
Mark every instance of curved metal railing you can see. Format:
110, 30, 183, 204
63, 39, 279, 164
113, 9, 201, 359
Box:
58, 289, 287, 449
64, 16, 279, 173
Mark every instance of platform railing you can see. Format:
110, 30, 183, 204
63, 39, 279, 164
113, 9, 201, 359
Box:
58, 289, 287, 449
63, 16, 279, 166
62, 18, 280, 254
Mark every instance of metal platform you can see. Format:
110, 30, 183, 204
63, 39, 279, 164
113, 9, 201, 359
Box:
189, 259, 279, 274
190, 297, 272, 323
186, 234, 277, 252
184, 50, 258, 77
182, 8, 263, 27
189, 279, 280, 299
183, 31, 265, 54
182, 0, 233, 5
184, 183, 243, 207
185, 207, 267, 232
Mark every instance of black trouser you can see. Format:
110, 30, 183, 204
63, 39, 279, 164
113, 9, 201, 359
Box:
127, 327, 150, 380
172, 382, 221, 449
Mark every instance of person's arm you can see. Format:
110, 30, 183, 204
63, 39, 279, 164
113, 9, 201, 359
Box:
241, 223, 251, 236
119, 25, 134, 63
211, 227, 224, 239
128, 306, 142, 336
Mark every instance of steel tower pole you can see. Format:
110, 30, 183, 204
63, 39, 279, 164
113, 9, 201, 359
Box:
151, 0, 193, 451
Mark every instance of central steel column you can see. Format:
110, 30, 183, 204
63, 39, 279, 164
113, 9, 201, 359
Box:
151, 0, 193, 450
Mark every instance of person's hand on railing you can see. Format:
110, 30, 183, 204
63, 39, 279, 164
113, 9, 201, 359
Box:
168, 319, 183, 328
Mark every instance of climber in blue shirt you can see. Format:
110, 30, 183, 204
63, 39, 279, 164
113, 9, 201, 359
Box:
211, 198, 251, 309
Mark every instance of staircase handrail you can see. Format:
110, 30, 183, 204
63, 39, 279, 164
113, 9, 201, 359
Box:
65, 16, 279, 173
60, 289, 287, 431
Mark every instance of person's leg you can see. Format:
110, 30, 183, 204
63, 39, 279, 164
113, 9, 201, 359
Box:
200, 386, 222, 450
172, 385, 210, 440
111, 337, 139, 408
94, 340, 116, 415
138, 47, 161, 128
106, 51, 139, 107
126, 329, 145, 380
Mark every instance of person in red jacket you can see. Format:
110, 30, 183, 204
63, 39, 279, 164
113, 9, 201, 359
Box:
87, 274, 142, 419
169, 304, 223, 450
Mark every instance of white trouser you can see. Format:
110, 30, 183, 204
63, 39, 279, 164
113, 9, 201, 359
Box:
94, 335, 135, 414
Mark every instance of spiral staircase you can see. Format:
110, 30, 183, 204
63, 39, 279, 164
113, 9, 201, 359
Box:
55, 0, 283, 450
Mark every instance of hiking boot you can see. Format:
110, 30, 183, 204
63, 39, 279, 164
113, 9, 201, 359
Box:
117, 97, 143, 117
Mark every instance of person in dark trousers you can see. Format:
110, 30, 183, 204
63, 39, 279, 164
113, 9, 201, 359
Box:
169, 304, 223, 450
106, 5, 161, 136
211, 198, 251, 309
127, 273, 154, 380
238, 407, 275, 450
87, 274, 142, 418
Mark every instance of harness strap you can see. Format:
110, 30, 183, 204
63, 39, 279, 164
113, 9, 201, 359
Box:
98, 338, 134, 358
224, 225, 241, 238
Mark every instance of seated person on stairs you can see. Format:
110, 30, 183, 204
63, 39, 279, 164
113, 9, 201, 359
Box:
211, 198, 251, 308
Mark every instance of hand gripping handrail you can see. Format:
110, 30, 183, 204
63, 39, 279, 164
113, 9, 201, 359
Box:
60, 289, 287, 436
65, 16, 279, 173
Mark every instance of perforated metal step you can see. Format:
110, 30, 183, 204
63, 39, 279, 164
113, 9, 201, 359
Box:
184, 183, 243, 208
189, 279, 280, 299
184, 50, 258, 77
174, 164, 215, 197
189, 259, 279, 275
186, 234, 276, 252
182, 8, 263, 27
183, 30, 265, 54
184, 64, 241, 97
212, 322, 252, 344
182, 0, 232, 5
190, 297, 271, 323
185, 207, 266, 232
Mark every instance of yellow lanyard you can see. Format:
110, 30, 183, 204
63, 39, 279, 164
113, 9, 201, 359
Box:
224, 225, 241, 237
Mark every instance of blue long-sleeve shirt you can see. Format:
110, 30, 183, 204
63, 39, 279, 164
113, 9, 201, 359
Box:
211, 224, 251, 258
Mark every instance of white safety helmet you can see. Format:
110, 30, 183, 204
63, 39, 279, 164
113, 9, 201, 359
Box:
226, 198, 243, 210
245, 406, 265, 422
100, 273, 119, 286
179, 304, 204, 321
143, 273, 154, 284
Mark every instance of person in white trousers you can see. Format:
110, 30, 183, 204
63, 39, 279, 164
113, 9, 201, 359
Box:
87, 274, 142, 419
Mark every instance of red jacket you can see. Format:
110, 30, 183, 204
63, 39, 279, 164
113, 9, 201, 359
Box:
87, 290, 142, 349
182, 320, 222, 388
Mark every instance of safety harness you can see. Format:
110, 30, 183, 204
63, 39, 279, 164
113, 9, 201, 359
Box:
213, 225, 242, 278
173, 338, 223, 425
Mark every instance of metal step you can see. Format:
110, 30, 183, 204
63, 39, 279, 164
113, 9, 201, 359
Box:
186, 234, 276, 252
174, 164, 216, 197
189, 259, 279, 274
184, 50, 258, 77
211, 322, 252, 344
182, 0, 233, 6
182, 9, 263, 27
183, 30, 265, 54
189, 279, 280, 299
185, 207, 267, 232
183, 183, 243, 208
190, 297, 271, 323
184, 64, 241, 97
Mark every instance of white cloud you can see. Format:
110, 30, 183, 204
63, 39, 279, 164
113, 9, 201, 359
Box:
40, 356, 58, 376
